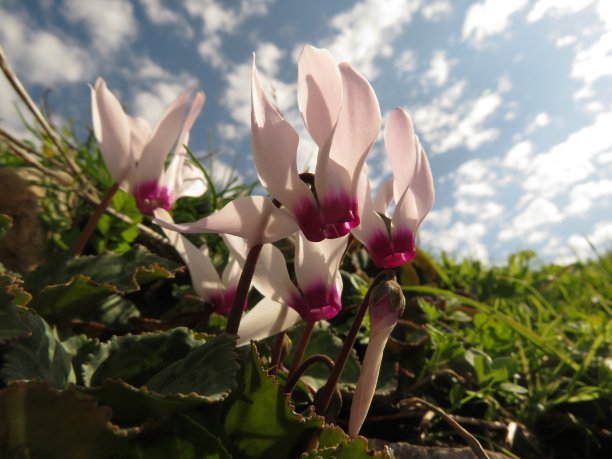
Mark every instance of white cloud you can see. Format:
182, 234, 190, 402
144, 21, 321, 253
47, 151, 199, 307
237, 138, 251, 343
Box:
420, 220, 489, 261
503, 140, 533, 170
422, 50, 452, 88
121, 57, 199, 127
555, 35, 577, 47
566, 221, 612, 260
527, 0, 595, 23
522, 112, 612, 198
525, 112, 551, 133
462, 0, 528, 46
185, 0, 273, 70
323, 0, 421, 79
138, 0, 191, 36
455, 182, 495, 197
421, 1, 452, 22
571, 30, 612, 99
62, 0, 137, 54
498, 198, 563, 241
413, 79, 508, 154
0, 6, 93, 85
455, 200, 503, 220
425, 207, 453, 227
395, 49, 417, 77
565, 179, 612, 216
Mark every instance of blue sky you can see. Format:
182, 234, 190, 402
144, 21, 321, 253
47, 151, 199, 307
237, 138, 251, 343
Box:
1, 0, 611, 264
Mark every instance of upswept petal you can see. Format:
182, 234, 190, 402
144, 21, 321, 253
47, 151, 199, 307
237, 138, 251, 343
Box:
372, 177, 394, 215
352, 173, 395, 267
163, 154, 207, 199
153, 209, 222, 301
294, 233, 348, 293
314, 63, 381, 232
384, 108, 417, 202
128, 116, 152, 163
153, 196, 299, 247
316, 62, 381, 206
137, 88, 205, 185
221, 258, 242, 292
252, 243, 301, 304
411, 141, 435, 226
297, 45, 342, 148
390, 140, 435, 236
236, 297, 302, 346
250, 57, 318, 220
91, 78, 131, 183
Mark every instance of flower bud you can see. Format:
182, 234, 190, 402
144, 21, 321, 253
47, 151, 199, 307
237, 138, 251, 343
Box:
348, 278, 404, 438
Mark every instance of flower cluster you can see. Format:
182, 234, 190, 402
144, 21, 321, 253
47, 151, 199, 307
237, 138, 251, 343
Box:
91, 43, 434, 438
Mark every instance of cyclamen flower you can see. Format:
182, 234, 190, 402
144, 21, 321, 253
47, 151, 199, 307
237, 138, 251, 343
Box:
91, 78, 206, 214
154, 209, 247, 315
251, 45, 381, 242
236, 234, 348, 346
348, 279, 405, 437
352, 108, 435, 268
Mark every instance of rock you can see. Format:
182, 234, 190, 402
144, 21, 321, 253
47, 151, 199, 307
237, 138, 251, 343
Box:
0, 167, 51, 273
368, 439, 512, 459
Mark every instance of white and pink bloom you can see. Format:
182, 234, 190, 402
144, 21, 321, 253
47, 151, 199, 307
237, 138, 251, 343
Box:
352, 108, 435, 268
348, 279, 405, 437
154, 209, 248, 315
236, 234, 348, 345
251, 45, 381, 242
91, 78, 206, 214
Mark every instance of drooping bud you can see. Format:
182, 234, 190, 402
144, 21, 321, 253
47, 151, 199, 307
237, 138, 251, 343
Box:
348, 278, 404, 438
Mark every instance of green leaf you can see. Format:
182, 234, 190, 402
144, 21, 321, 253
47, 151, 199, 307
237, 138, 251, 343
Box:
76, 294, 140, 329
0, 213, 12, 240
61, 334, 104, 386
25, 245, 180, 295
0, 382, 124, 459
303, 435, 391, 458
1, 313, 75, 388
81, 379, 217, 426
224, 344, 324, 459
146, 333, 239, 401
403, 285, 581, 371
115, 413, 231, 459
27, 275, 116, 323
0, 275, 32, 343
85, 327, 202, 387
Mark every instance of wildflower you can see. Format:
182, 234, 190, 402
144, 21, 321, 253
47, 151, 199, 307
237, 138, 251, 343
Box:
154, 209, 247, 315
91, 78, 206, 214
348, 279, 405, 437
251, 45, 381, 242
352, 108, 435, 268
236, 233, 348, 345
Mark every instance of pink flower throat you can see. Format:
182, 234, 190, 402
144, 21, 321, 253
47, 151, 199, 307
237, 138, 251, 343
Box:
134, 180, 173, 215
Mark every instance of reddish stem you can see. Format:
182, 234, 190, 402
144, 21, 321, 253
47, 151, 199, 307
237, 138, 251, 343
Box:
73, 182, 120, 255
225, 244, 263, 336
314, 269, 396, 417
286, 321, 315, 382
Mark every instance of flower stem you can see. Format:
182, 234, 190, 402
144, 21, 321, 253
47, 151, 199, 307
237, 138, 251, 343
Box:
73, 182, 120, 255
286, 321, 315, 383
269, 331, 287, 376
225, 244, 263, 336
314, 269, 396, 417
284, 354, 334, 396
